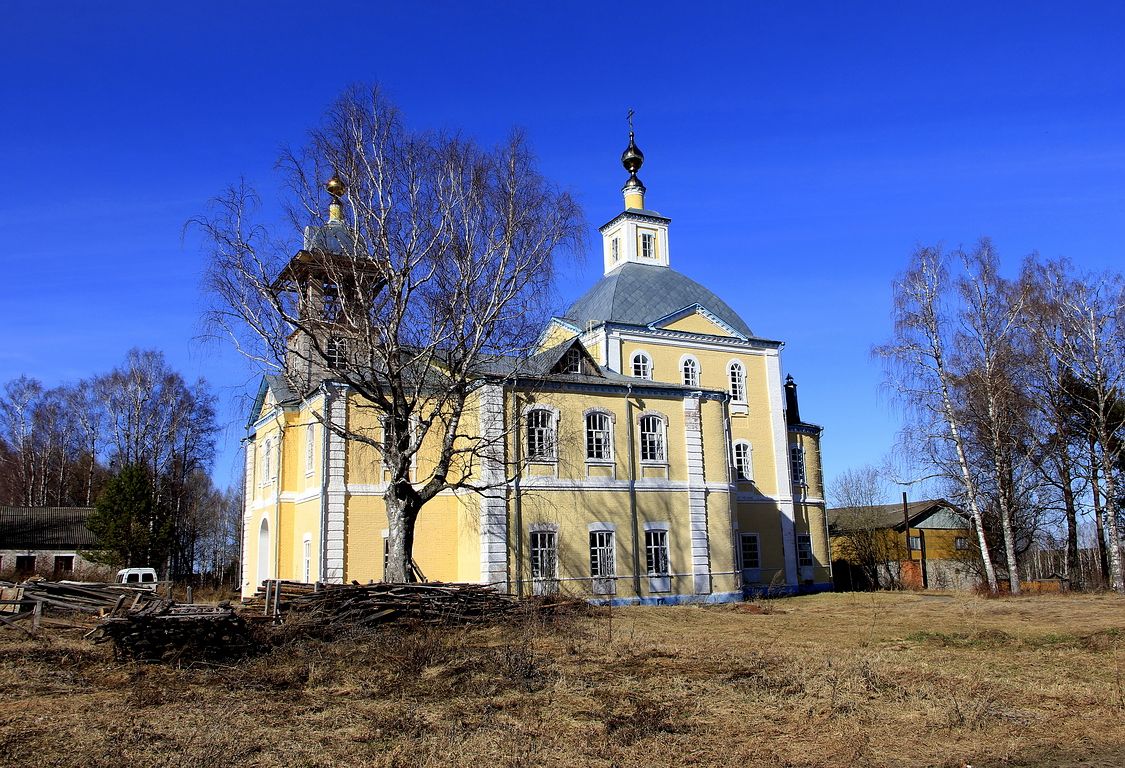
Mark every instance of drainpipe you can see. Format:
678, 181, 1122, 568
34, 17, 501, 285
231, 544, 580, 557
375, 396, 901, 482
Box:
624, 384, 642, 597
512, 391, 524, 598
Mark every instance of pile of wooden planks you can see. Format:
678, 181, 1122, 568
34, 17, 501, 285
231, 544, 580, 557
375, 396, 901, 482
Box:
259, 581, 519, 627
15, 580, 159, 615
90, 599, 259, 661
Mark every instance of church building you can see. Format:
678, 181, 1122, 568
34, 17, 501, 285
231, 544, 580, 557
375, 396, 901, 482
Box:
242, 130, 830, 603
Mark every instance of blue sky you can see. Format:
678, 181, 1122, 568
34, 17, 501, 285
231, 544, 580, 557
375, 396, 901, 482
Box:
3, 2, 1124, 497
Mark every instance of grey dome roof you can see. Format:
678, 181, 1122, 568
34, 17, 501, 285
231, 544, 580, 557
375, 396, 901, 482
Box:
563, 262, 753, 337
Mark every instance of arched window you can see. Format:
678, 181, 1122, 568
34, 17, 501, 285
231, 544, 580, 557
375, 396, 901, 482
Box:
585, 411, 613, 460
525, 409, 556, 461
728, 361, 746, 403
631, 352, 652, 380
733, 441, 753, 481
682, 357, 699, 387
639, 414, 666, 462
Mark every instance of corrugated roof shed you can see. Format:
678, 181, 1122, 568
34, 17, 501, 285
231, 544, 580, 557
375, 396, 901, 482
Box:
0, 507, 99, 550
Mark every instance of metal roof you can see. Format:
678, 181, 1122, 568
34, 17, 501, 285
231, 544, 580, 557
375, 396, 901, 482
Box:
827, 499, 968, 533
0, 507, 99, 550
562, 262, 754, 338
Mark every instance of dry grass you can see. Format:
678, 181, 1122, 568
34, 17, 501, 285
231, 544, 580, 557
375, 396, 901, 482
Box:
2, 591, 1124, 767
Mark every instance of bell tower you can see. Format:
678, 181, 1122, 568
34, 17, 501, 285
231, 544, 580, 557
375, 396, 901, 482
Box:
599, 113, 671, 275
272, 174, 377, 392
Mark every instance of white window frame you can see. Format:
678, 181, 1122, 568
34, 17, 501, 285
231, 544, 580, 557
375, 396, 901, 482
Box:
797, 533, 814, 568
525, 407, 557, 462
529, 527, 559, 595
305, 424, 315, 476
955, 536, 969, 551
584, 409, 614, 462
638, 412, 667, 464
589, 525, 616, 595
326, 336, 348, 369
644, 526, 671, 593
733, 440, 753, 481
631, 351, 653, 380
739, 532, 761, 573
640, 231, 655, 259
728, 360, 747, 403
611, 237, 620, 262
561, 347, 583, 374
302, 535, 312, 583
790, 444, 807, 487
260, 438, 272, 486
681, 355, 700, 387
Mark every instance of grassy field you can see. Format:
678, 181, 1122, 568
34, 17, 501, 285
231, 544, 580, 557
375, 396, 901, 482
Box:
1, 591, 1123, 767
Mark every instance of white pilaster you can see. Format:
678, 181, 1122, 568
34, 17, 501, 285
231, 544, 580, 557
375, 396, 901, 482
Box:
765, 351, 798, 587
241, 441, 254, 594
683, 395, 712, 594
324, 384, 347, 583
478, 384, 509, 589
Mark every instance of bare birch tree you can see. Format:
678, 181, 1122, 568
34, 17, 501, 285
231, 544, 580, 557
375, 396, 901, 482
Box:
876, 244, 1000, 592
1025, 260, 1125, 592
949, 241, 1030, 593
196, 85, 582, 582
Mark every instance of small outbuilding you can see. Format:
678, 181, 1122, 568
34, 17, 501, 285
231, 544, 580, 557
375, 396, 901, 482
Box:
828, 498, 977, 591
0, 507, 105, 580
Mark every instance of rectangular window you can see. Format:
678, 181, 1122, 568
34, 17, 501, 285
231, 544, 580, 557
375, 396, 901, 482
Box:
611, 237, 620, 262
641, 232, 655, 259
530, 531, 559, 595
526, 409, 555, 461
303, 540, 312, 583
15, 555, 36, 574
645, 529, 671, 593
797, 534, 814, 568
589, 530, 616, 595
955, 536, 969, 551
907, 535, 921, 551
790, 445, 806, 487
305, 425, 315, 475
639, 415, 665, 462
53, 555, 74, 577
645, 530, 670, 576
586, 412, 612, 460
740, 533, 761, 570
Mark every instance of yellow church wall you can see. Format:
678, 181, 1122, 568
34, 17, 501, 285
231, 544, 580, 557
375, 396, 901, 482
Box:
537, 320, 579, 353
736, 501, 787, 585
287, 498, 322, 582
618, 341, 781, 495
342, 493, 462, 583
456, 494, 484, 583
706, 493, 739, 594
516, 488, 631, 596
791, 431, 824, 500
661, 311, 733, 337
794, 502, 832, 584
701, 399, 730, 484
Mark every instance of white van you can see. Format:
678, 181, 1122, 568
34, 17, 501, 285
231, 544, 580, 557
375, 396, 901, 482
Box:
116, 567, 158, 589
